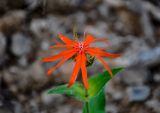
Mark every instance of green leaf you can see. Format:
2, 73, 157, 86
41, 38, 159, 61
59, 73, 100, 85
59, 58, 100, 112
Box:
47, 83, 86, 101
88, 67, 123, 98
83, 88, 106, 113
47, 67, 123, 102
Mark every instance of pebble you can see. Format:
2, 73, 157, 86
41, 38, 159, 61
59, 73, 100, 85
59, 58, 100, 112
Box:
127, 85, 150, 102
85, 21, 108, 38
57, 105, 72, 113
41, 93, 65, 107
153, 87, 160, 100
138, 47, 160, 67
0, 10, 26, 33
70, 11, 87, 29
0, 32, 6, 55
98, 3, 109, 18
154, 73, 160, 83
105, 0, 124, 7
12, 101, 22, 113
11, 33, 32, 57
112, 91, 124, 101
45, 16, 65, 36
0, 108, 12, 113
121, 68, 149, 85
30, 16, 65, 38
45, 0, 101, 13
30, 19, 49, 38
18, 56, 28, 67
0, 32, 7, 67
106, 104, 118, 113
145, 99, 160, 113
25, 0, 40, 10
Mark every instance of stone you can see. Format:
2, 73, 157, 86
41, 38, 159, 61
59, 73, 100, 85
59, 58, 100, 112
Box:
154, 73, 160, 83
29, 61, 49, 87
85, 21, 108, 38
41, 93, 65, 107
104, 0, 124, 7
106, 104, 118, 113
28, 100, 39, 113
145, 99, 160, 113
72, 109, 82, 113
18, 56, 28, 67
87, 10, 99, 22
0, 108, 12, 113
12, 101, 22, 113
0, 32, 7, 67
153, 87, 160, 100
125, 0, 143, 14
45, 0, 102, 13
3, 61, 49, 93
140, 4, 155, 44
145, 2, 160, 22
11, 33, 32, 57
127, 85, 150, 102
57, 105, 72, 113
137, 46, 160, 67
112, 91, 124, 101
98, 3, 109, 18
0, 0, 7, 12
40, 40, 50, 50
0, 32, 6, 55
121, 68, 149, 85
69, 11, 87, 29
0, 10, 26, 33
30, 16, 65, 38
30, 19, 49, 38
5, 0, 25, 9
45, 16, 65, 36
25, 0, 41, 10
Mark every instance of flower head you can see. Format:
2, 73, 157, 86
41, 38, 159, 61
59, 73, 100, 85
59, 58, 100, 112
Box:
42, 33, 120, 89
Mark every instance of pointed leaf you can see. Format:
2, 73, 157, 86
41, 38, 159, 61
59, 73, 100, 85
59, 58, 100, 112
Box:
88, 67, 123, 98
47, 83, 86, 101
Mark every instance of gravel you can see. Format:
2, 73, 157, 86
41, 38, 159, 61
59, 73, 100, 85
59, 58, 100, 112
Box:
0, 0, 160, 113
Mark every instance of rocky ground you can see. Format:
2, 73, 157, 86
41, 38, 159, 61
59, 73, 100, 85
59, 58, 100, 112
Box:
0, 0, 160, 113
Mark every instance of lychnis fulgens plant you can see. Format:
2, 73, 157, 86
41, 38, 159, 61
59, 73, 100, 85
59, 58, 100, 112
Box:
42, 32, 123, 113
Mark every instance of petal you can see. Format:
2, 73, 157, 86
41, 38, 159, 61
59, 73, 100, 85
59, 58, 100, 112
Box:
102, 52, 121, 58
81, 53, 89, 89
58, 34, 76, 44
96, 56, 113, 76
49, 44, 73, 49
42, 49, 75, 62
67, 54, 81, 88
83, 34, 96, 45
47, 51, 76, 75
84, 34, 109, 45
87, 48, 121, 58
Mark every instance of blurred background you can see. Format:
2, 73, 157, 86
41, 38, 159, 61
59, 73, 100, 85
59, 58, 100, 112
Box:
0, 0, 160, 113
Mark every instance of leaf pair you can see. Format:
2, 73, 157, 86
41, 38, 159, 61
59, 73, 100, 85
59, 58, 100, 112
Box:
47, 67, 123, 113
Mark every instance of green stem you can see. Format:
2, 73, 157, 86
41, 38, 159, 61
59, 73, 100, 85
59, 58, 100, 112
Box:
86, 101, 90, 113
85, 89, 90, 113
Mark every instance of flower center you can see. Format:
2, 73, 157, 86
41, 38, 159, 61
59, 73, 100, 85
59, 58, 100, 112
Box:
74, 42, 88, 54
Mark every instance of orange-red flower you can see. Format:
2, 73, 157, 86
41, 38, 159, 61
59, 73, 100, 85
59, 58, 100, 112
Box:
42, 34, 120, 89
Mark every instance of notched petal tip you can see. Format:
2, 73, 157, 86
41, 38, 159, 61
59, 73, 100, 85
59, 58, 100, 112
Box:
47, 70, 53, 75
42, 58, 48, 62
109, 71, 113, 77
42, 57, 54, 62
114, 54, 121, 57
